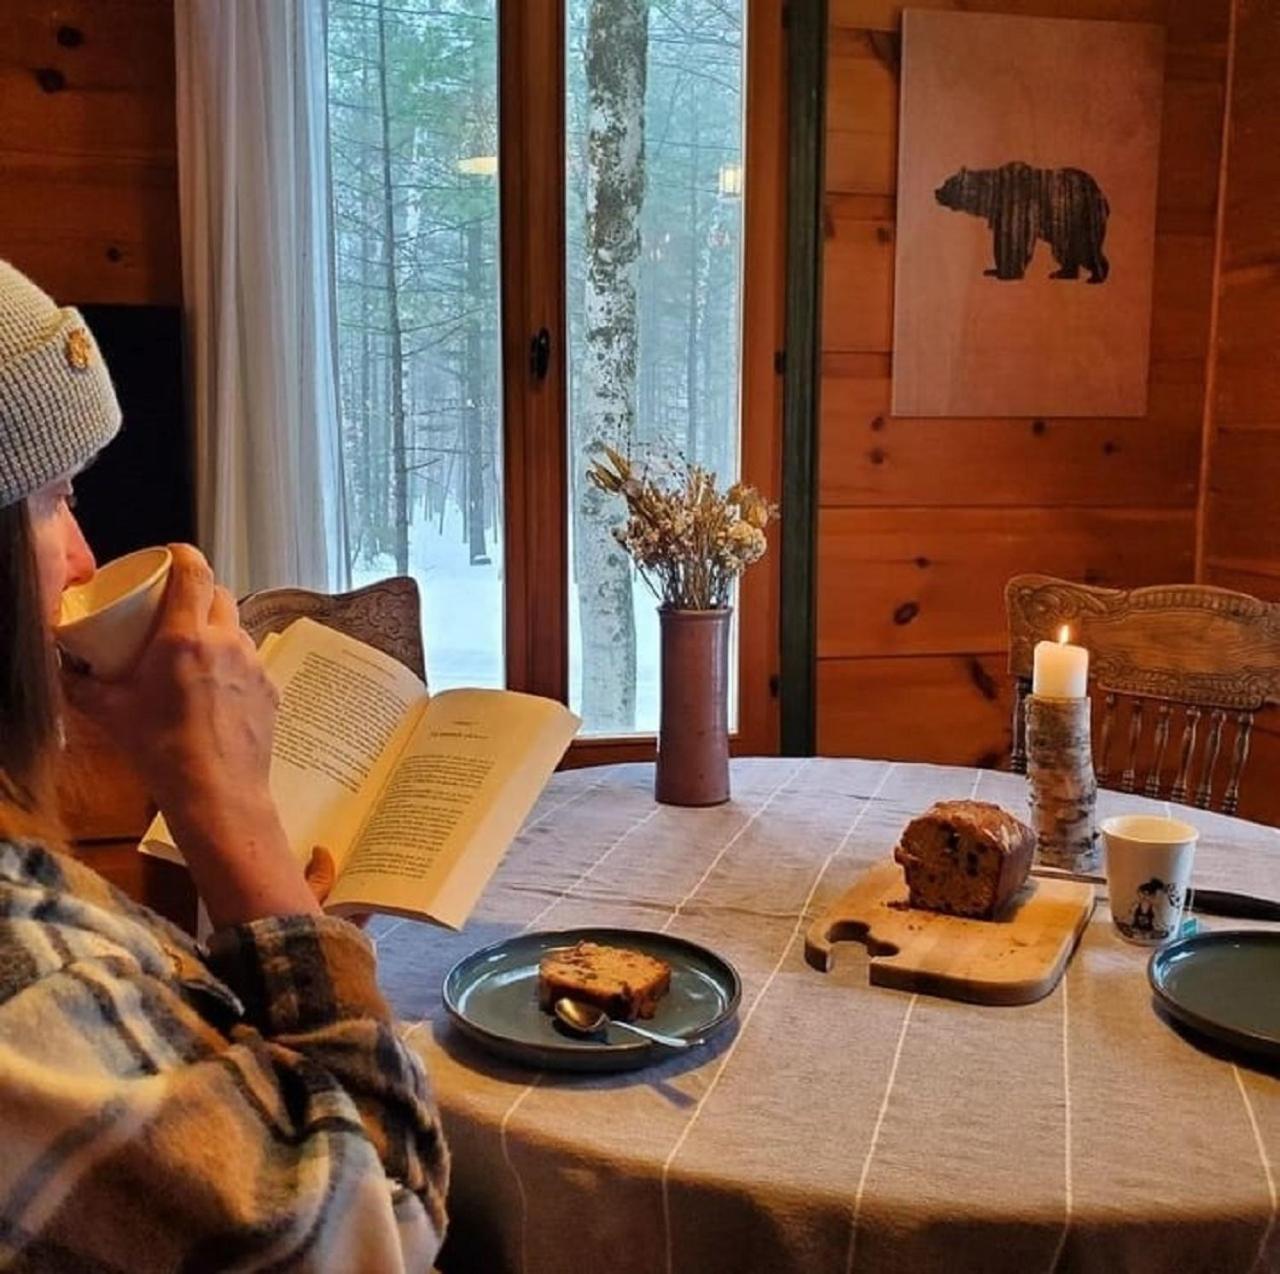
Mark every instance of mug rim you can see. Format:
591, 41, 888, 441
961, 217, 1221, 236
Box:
54, 546, 172, 635
1101, 813, 1199, 846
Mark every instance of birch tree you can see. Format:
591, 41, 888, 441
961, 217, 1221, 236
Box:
575, 0, 649, 732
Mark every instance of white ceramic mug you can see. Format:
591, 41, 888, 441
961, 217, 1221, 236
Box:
55, 547, 173, 679
1101, 814, 1199, 946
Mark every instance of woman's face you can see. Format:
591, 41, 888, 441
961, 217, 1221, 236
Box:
27, 478, 95, 624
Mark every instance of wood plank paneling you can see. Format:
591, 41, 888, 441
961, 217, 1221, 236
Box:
817, 0, 1232, 788
1203, 428, 1280, 567
821, 200, 895, 351
821, 355, 1204, 507
832, 0, 1227, 44
1203, 563, 1280, 600
818, 507, 1194, 657
817, 654, 1014, 768
1200, 0, 1280, 837
0, 0, 179, 304
1211, 270, 1280, 425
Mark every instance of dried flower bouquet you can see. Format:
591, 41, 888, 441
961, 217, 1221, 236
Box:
586, 445, 777, 611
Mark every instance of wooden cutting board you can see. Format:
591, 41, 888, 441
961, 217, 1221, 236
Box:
805, 861, 1094, 1006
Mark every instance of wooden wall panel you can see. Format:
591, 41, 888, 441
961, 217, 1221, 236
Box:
818, 507, 1194, 658
817, 0, 1234, 799
832, 0, 1224, 43
821, 354, 1203, 508
0, 0, 180, 304
1199, 0, 1280, 826
817, 654, 1014, 768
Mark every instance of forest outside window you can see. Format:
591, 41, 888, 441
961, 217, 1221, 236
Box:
324, 0, 774, 744
566, 0, 747, 735
329, 0, 504, 692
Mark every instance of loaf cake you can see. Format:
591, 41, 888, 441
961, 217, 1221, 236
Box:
537, 941, 672, 1021
893, 800, 1034, 920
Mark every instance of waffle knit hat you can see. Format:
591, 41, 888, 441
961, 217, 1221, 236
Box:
0, 260, 121, 507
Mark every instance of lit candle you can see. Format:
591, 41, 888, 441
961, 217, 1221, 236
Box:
1032, 625, 1089, 698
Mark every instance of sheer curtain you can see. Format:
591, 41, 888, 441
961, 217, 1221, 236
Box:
175, 0, 348, 595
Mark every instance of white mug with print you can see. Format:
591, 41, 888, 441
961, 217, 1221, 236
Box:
1101, 815, 1198, 946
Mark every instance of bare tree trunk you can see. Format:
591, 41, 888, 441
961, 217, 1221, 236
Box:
576, 0, 648, 732
375, 0, 410, 575
464, 218, 489, 564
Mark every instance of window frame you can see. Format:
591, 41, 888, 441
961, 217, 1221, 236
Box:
497, 0, 786, 763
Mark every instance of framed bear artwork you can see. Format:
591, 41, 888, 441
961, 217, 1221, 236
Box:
891, 10, 1164, 417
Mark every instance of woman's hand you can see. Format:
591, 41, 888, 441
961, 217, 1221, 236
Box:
305, 847, 370, 928
65, 544, 319, 927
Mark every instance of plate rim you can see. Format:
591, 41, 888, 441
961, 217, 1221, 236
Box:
442, 925, 743, 1066
1147, 929, 1280, 1058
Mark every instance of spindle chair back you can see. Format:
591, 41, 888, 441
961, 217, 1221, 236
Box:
1005, 575, 1280, 815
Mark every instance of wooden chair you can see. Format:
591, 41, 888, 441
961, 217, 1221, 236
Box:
1005, 575, 1280, 815
238, 575, 426, 681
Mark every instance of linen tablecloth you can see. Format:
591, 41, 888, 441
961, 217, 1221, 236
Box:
372, 759, 1280, 1274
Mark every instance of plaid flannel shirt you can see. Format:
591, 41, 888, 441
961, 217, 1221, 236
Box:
0, 839, 448, 1272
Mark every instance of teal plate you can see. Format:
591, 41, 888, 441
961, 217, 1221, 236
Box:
443, 927, 741, 1072
1148, 931, 1280, 1060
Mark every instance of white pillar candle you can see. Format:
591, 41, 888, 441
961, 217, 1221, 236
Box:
1032, 625, 1089, 698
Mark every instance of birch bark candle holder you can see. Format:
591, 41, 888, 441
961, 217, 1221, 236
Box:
1026, 694, 1100, 873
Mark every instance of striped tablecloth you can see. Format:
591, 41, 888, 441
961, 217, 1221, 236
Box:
372, 759, 1280, 1274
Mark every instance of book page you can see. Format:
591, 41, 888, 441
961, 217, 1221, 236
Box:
324, 689, 579, 926
140, 617, 428, 870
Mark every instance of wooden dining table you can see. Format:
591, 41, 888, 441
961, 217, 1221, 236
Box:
358, 757, 1280, 1274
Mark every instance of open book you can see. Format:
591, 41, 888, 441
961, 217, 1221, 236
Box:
140, 617, 580, 928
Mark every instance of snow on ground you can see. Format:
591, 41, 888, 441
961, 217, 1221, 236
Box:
351, 508, 667, 733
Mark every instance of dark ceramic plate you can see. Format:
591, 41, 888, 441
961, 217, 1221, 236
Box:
1148, 931, 1280, 1059
442, 927, 741, 1072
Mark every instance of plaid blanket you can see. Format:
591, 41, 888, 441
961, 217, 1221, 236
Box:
0, 839, 448, 1272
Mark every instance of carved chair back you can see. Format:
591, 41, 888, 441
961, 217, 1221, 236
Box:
1005, 575, 1280, 815
238, 576, 426, 682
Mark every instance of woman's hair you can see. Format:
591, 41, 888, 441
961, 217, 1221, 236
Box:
0, 499, 61, 839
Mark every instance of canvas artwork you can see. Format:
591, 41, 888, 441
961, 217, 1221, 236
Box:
891, 10, 1165, 417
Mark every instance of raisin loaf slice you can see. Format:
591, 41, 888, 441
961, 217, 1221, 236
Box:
537, 941, 672, 1021
893, 800, 1034, 920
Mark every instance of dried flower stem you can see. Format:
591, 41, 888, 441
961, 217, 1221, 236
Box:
586, 445, 778, 610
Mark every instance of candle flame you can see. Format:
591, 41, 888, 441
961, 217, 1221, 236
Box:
1057, 625, 1071, 645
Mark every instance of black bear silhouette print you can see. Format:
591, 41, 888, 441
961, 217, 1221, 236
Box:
935, 162, 1110, 283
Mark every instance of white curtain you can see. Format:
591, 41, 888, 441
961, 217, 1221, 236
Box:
175, 0, 348, 595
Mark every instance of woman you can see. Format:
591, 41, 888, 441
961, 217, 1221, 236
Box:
0, 260, 447, 1270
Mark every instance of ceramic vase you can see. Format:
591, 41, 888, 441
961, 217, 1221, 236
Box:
655, 606, 731, 806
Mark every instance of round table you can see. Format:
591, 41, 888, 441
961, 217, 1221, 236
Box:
371, 759, 1280, 1274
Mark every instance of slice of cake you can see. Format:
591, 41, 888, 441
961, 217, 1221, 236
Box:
537, 941, 672, 1021
893, 800, 1034, 920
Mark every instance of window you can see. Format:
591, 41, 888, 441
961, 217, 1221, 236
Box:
328, 0, 504, 690
324, 0, 781, 751
565, 1, 747, 735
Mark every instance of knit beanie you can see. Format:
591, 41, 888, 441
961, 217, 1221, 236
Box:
0, 260, 121, 507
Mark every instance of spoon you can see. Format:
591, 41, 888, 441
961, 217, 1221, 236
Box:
553, 997, 693, 1050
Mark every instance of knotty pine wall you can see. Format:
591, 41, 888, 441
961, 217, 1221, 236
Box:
1200, 0, 1280, 825
817, 0, 1232, 775
0, 0, 180, 305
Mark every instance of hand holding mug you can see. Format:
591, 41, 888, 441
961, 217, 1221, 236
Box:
64, 544, 319, 927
